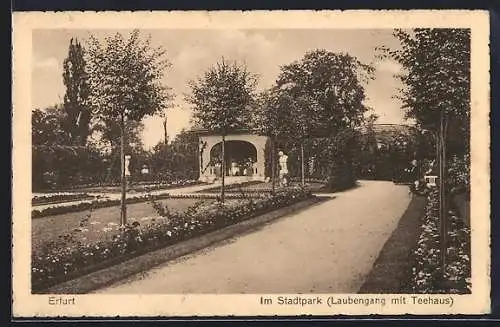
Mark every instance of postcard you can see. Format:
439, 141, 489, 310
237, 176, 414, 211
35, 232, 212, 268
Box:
12, 10, 490, 317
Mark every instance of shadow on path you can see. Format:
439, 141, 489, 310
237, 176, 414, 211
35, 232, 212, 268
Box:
358, 195, 426, 294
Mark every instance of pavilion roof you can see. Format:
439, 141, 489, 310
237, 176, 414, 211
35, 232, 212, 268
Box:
188, 128, 263, 136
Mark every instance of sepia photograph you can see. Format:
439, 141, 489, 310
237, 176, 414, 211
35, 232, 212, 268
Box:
12, 10, 490, 317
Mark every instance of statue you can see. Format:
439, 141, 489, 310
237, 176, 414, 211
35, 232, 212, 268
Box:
125, 155, 131, 177
278, 151, 289, 187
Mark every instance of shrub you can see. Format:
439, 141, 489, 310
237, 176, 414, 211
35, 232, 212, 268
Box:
447, 154, 470, 196
32, 187, 313, 290
409, 189, 471, 293
326, 162, 356, 192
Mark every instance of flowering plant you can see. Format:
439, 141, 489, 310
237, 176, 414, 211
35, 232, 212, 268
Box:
409, 189, 471, 293
32, 187, 313, 291
447, 154, 470, 196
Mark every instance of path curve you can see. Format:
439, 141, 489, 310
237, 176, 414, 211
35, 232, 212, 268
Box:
95, 180, 412, 294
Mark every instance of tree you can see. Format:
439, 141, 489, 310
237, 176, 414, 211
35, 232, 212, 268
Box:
383, 29, 470, 145
31, 105, 106, 190
266, 49, 374, 189
382, 28, 471, 280
255, 86, 320, 190
254, 87, 294, 192
149, 129, 199, 182
32, 105, 69, 189
62, 38, 91, 145
276, 49, 374, 137
169, 129, 199, 179
94, 116, 146, 151
32, 105, 70, 146
86, 30, 172, 225
185, 58, 258, 202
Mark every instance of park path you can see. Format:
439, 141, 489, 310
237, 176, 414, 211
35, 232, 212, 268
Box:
94, 180, 412, 294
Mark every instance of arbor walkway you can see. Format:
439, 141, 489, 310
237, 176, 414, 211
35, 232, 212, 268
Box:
95, 180, 412, 294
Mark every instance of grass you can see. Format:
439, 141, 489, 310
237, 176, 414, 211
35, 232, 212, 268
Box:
43, 197, 323, 294
32, 198, 207, 255
357, 194, 426, 294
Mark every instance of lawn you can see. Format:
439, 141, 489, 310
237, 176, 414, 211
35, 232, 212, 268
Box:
32, 198, 208, 254
358, 195, 426, 293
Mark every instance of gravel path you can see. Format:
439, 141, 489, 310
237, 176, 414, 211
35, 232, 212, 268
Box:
94, 180, 411, 294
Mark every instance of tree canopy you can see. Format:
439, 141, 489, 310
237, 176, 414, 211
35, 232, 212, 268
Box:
149, 129, 199, 181
186, 58, 258, 134
382, 28, 470, 152
85, 29, 172, 124
274, 49, 375, 137
32, 105, 71, 146
255, 85, 320, 145
62, 38, 91, 145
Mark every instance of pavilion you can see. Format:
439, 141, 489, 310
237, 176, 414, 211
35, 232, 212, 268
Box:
191, 128, 270, 183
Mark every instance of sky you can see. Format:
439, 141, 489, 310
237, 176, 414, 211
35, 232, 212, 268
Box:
32, 28, 408, 149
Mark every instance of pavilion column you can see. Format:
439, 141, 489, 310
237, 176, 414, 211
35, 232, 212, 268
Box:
254, 138, 267, 179
256, 148, 265, 177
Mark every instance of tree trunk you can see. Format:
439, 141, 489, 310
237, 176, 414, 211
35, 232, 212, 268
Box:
221, 134, 225, 203
120, 115, 127, 226
271, 136, 276, 195
439, 112, 448, 278
301, 142, 305, 186
163, 118, 168, 145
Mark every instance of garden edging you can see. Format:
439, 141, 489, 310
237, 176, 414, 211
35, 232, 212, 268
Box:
41, 196, 324, 294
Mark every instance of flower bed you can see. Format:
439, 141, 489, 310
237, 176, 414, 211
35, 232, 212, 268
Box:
32, 194, 171, 218
32, 193, 100, 205
200, 180, 329, 194
43, 179, 201, 192
32, 187, 313, 291
128, 179, 202, 192
408, 189, 471, 293
31, 192, 276, 218
166, 193, 269, 199
195, 181, 264, 193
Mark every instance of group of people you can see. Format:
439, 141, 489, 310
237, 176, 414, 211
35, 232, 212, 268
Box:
206, 150, 290, 187
230, 158, 256, 177
210, 157, 256, 177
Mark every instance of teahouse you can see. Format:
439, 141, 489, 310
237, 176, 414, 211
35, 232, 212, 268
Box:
191, 128, 270, 183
